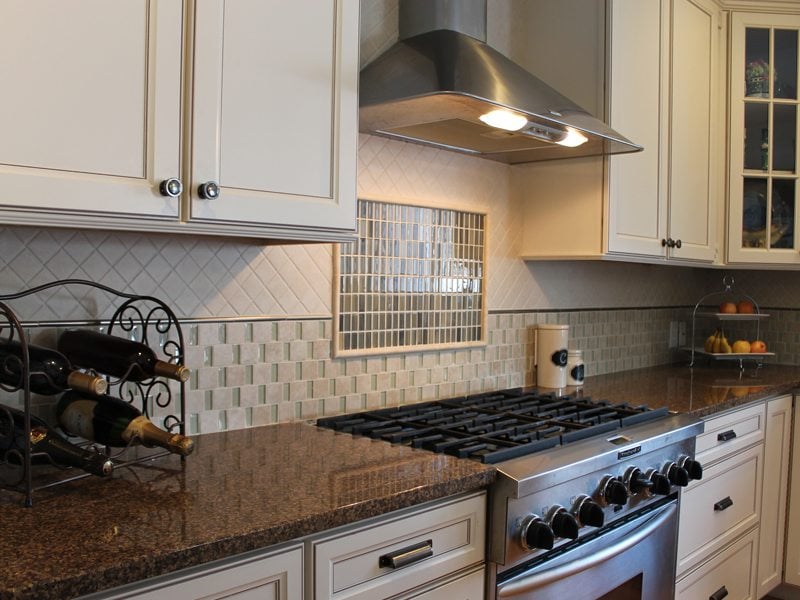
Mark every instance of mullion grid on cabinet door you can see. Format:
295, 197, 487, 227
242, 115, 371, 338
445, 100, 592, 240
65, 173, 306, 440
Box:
741, 25, 798, 254
333, 199, 486, 357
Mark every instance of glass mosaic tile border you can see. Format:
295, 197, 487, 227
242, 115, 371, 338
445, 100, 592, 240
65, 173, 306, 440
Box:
333, 199, 487, 356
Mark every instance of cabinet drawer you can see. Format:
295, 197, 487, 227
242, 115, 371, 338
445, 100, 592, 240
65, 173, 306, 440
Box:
677, 444, 762, 575
697, 403, 764, 465
676, 528, 758, 600
312, 492, 486, 600
404, 567, 484, 600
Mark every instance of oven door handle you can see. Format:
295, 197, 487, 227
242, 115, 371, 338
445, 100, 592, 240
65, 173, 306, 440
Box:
497, 502, 677, 597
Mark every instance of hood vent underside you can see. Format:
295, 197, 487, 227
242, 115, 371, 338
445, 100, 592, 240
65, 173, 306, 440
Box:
360, 6, 642, 164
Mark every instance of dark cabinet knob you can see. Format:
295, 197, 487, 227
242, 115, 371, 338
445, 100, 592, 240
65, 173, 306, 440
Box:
575, 497, 605, 528
675, 239, 682, 249
550, 509, 580, 540
159, 178, 183, 198
197, 181, 220, 200
661, 238, 677, 248
520, 516, 555, 551
602, 477, 629, 506
680, 457, 703, 481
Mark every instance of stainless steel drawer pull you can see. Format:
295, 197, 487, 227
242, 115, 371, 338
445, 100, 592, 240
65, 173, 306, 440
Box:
378, 539, 433, 569
717, 430, 737, 442
709, 585, 728, 600
714, 496, 733, 511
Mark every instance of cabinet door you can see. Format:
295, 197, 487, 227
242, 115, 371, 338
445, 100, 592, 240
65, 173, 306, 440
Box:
785, 394, 800, 586
757, 395, 792, 597
607, 0, 669, 257
189, 0, 358, 241
728, 13, 800, 265
668, 0, 719, 262
0, 1, 183, 223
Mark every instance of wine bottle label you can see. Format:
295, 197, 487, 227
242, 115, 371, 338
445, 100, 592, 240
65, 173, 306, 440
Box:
59, 399, 98, 440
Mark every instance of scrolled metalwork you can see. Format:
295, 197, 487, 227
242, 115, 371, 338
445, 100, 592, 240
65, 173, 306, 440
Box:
0, 279, 187, 506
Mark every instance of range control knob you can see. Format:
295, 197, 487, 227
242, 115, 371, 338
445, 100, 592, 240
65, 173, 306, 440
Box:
646, 470, 672, 496
679, 457, 703, 481
624, 467, 653, 495
548, 507, 580, 540
599, 476, 629, 506
519, 516, 555, 551
664, 462, 690, 487
574, 495, 605, 528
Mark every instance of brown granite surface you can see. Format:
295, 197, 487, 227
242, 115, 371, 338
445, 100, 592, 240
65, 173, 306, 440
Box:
0, 422, 494, 600
574, 362, 800, 417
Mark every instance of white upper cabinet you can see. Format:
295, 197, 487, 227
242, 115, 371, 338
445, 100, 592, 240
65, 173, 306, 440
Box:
727, 11, 800, 265
0, 1, 183, 223
0, 1, 358, 241
608, 0, 720, 262
517, 0, 722, 264
188, 0, 358, 238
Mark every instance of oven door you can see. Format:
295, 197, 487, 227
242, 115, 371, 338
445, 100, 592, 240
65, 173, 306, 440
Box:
496, 500, 678, 600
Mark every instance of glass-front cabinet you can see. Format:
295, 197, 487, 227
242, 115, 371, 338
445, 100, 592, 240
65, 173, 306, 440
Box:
729, 13, 800, 264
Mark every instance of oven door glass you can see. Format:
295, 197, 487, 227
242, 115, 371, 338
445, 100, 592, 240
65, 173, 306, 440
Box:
496, 501, 677, 600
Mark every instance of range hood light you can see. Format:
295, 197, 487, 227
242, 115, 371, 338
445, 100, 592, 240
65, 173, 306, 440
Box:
478, 109, 528, 132
556, 127, 589, 148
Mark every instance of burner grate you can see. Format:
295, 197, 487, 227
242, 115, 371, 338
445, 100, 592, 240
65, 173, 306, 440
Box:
316, 389, 671, 463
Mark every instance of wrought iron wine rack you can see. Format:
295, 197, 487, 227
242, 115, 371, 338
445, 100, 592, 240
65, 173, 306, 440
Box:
0, 279, 188, 506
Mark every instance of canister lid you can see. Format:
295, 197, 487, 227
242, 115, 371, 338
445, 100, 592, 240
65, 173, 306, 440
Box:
536, 324, 569, 330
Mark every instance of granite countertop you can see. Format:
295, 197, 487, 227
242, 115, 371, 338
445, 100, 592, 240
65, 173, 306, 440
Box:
2, 362, 799, 599
573, 362, 800, 417
0, 422, 494, 600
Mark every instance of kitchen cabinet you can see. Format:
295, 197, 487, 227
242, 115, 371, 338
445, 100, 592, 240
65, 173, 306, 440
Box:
727, 12, 800, 265
676, 395, 792, 597
85, 542, 304, 599
0, 0, 358, 242
517, 0, 723, 263
784, 394, 800, 586
756, 395, 791, 597
310, 491, 486, 599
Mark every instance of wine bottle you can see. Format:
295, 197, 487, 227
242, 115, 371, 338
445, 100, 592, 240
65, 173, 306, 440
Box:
55, 392, 194, 456
0, 339, 107, 396
58, 329, 189, 383
0, 405, 113, 477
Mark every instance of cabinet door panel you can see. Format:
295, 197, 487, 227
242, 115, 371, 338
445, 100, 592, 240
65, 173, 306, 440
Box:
607, 0, 668, 257
668, 0, 718, 262
0, 0, 182, 219
191, 0, 357, 235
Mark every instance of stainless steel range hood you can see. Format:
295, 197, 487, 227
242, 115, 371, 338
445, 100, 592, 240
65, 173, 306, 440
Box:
360, 0, 642, 164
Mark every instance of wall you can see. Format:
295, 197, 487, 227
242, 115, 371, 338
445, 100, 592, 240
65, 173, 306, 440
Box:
4, 1, 800, 435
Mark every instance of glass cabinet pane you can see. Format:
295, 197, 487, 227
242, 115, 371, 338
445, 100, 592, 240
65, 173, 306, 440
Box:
743, 177, 768, 248
771, 179, 795, 248
744, 103, 770, 170
774, 104, 797, 172
775, 29, 798, 99
745, 28, 771, 97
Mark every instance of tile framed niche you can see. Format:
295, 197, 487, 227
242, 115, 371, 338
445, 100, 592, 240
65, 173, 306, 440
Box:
333, 199, 487, 357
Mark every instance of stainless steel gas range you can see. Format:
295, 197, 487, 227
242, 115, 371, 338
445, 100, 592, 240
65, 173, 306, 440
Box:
317, 388, 704, 600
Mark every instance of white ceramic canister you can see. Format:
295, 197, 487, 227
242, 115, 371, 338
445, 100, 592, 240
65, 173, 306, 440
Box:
567, 349, 585, 386
535, 324, 569, 389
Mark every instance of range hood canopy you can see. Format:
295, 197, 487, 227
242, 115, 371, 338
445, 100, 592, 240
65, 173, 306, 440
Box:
360, 0, 642, 164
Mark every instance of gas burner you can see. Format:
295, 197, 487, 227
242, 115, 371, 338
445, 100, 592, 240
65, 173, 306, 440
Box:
317, 388, 669, 464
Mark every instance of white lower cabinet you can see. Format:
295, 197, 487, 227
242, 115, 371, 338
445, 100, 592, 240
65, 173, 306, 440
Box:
676, 529, 758, 600
310, 492, 486, 600
785, 395, 800, 587
86, 542, 304, 600
676, 395, 793, 597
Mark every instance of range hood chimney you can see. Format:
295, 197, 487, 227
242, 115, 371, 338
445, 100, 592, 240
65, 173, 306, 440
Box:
360, 0, 642, 164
